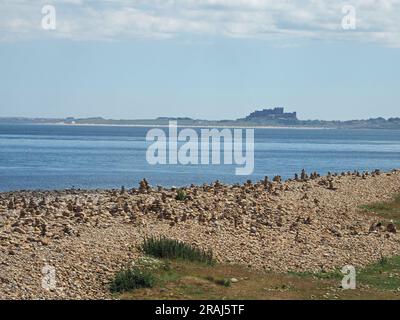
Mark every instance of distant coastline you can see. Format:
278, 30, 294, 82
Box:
49, 122, 329, 130
1, 107, 399, 129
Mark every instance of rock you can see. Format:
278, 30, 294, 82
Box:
7, 199, 15, 210
40, 223, 47, 236
139, 179, 151, 193
386, 222, 397, 233
272, 176, 282, 183
301, 169, 308, 181
230, 278, 239, 283
123, 202, 130, 213
328, 227, 342, 237
303, 217, 312, 225
0, 168, 400, 299
13, 227, 26, 234
63, 224, 74, 235
328, 180, 337, 190
301, 193, 309, 200
39, 237, 50, 246
369, 222, 383, 233
39, 197, 47, 206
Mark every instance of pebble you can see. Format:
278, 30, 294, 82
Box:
0, 169, 399, 299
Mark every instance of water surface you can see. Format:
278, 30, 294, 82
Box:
0, 124, 399, 191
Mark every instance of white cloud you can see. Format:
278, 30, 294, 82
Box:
0, 0, 399, 46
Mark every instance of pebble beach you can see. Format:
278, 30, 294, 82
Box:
1, 169, 400, 299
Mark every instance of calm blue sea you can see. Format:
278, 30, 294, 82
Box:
0, 124, 399, 191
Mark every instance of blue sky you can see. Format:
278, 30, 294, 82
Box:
0, 0, 399, 121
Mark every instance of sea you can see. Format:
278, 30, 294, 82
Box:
0, 123, 399, 192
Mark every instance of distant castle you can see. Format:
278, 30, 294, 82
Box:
244, 107, 297, 121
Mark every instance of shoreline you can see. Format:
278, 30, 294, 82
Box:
1, 120, 400, 130
2, 121, 400, 130
1, 168, 400, 299
3, 121, 399, 130
36, 122, 330, 130
1, 167, 399, 194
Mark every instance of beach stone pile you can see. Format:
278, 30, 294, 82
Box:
0, 169, 400, 299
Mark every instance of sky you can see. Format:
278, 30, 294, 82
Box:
0, 0, 399, 121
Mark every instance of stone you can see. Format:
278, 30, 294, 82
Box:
13, 227, 26, 234
386, 222, 397, 233
39, 237, 50, 246
328, 180, 336, 190
0, 169, 400, 299
139, 179, 151, 193
369, 222, 383, 233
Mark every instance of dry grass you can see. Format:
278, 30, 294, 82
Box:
360, 194, 400, 225
118, 259, 400, 300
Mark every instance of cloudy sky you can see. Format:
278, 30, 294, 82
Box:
0, 0, 399, 120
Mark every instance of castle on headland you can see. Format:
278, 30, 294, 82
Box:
243, 107, 297, 122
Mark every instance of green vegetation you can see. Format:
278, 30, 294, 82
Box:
113, 254, 400, 299
110, 267, 156, 293
141, 236, 214, 265
357, 255, 400, 291
175, 189, 188, 201
205, 276, 232, 287
117, 257, 400, 300
360, 194, 400, 225
290, 255, 400, 293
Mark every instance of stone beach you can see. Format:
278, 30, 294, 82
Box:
1, 169, 400, 299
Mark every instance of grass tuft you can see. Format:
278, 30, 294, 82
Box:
205, 276, 232, 287
141, 236, 214, 265
110, 267, 156, 293
175, 189, 188, 201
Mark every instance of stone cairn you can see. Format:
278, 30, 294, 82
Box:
138, 179, 151, 193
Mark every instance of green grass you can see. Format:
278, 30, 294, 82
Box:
175, 189, 188, 201
357, 255, 400, 291
116, 257, 400, 300
110, 267, 157, 293
289, 255, 400, 293
141, 236, 214, 265
360, 194, 400, 225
